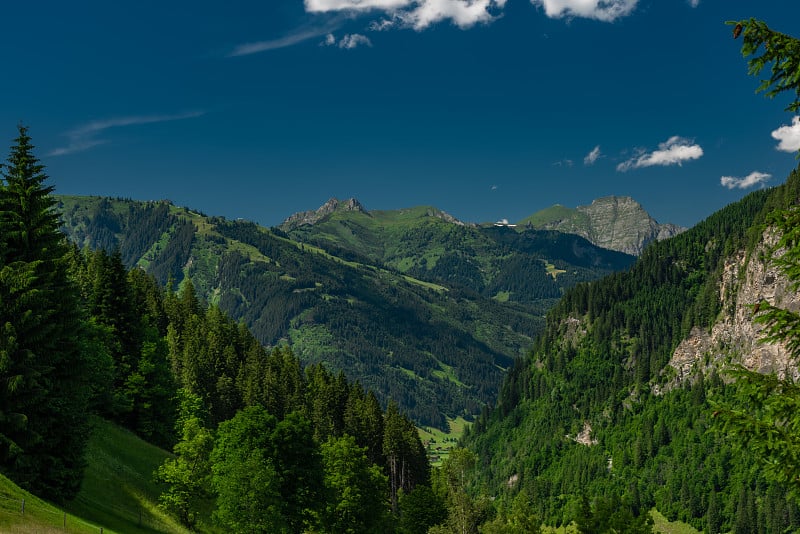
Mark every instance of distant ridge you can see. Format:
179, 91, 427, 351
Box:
518, 195, 685, 256
281, 197, 470, 231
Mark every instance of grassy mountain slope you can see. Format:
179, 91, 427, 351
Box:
0, 473, 101, 534
55, 196, 548, 428
0, 418, 193, 534
67, 418, 196, 534
465, 169, 800, 530
283, 198, 634, 307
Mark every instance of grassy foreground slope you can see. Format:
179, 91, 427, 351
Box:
67, 418, 194, 534
0, 418, 196, 534
0, 473, 102, 534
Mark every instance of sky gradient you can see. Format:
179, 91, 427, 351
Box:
2, 0, 799, 228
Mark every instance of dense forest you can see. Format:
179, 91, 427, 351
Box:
56, 190, 631, 430
462, 109, 800, 532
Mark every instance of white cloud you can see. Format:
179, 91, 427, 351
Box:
321, 32, 373, 48
305, 0, 505, 30
771, 116, 800, 153
369, 18, 398, 30
584, 145, 601, 165
403, 0, 505, 29
530, 0, 637, 22
306, 0, 635, 30
720, 171, 772, 190
553, 159, 574, 167
689, 0, 699, 6
339, 33, 373, 48
616, 136, 703, 172
50, 111, 204, 156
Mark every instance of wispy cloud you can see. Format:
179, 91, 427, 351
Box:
583, 145, 601, 165
50, 111, 204, 156
230, 27, 334, 56
771, 116, 800, 153
616, 136, 703, 172
306, 0, 411, 10
689, 0, 700, 7
322, 32, 373, 48
721, 171, 771, 190
553, 158, 574, 168
305, 0, 506, 30
530, 0, 637, 22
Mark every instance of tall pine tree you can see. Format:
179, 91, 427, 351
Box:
0, 125, 92, 501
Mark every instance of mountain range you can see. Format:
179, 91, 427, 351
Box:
52, 170, 800, 531
55, 194, 643, 429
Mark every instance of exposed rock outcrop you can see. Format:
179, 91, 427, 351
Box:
668, 230, 800, 384
425, 207, 469, 226
524, 196, 685, 256
281, 197, 368, 229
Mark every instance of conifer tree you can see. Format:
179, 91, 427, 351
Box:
383, 400, 430, 512
0, 125, 92, 501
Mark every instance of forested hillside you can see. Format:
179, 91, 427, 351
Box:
462, 20, 800, 533
463, 166, 800, 531
56, 194, 633, 428
0, 126, 440, 532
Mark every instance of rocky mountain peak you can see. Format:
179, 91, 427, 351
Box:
282, 197, 368, 229
579, 196, 686, 255
425, 207, 470, 226
521, 195, 685, 256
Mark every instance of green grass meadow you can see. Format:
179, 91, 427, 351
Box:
0, 418, 196, 534
418, 416, 470, 466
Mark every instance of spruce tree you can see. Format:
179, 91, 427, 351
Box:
0, 125, 92, 501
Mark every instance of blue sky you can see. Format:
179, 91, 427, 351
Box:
2, 0, 799, 228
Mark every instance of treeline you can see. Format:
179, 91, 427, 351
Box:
464, 169, 800, 531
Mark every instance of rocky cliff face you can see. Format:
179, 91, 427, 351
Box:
668, 230, 800, 384
281, 197, 368, 229
528, 196, 684, 256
